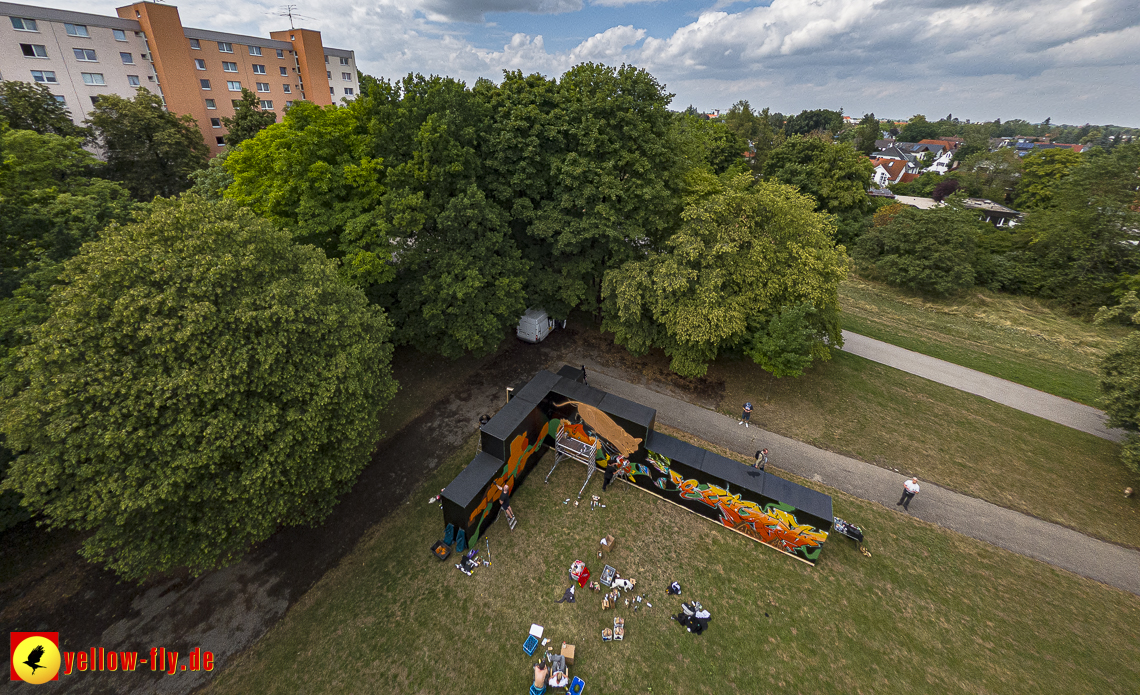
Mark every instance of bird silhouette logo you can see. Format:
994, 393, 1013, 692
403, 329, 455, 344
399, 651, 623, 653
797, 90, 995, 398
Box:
10, 632, 61, 684
23, 645, 45, 674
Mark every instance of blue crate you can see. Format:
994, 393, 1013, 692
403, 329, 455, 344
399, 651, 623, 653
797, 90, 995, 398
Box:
523, 634, 539, 656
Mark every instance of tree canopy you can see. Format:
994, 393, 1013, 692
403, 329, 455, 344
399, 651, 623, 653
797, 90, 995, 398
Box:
1015, 148, 1082, 209
898, 114, 939, 143
0, 80, 89, 138
602, 172, 849, 378
854, 204, 980, 296
0, 195, 397, 579
86, 88, 208, 201
221, 88, 278, 148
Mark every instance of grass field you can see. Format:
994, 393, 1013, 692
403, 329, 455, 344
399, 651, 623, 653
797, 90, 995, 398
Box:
205, 434, 1140, 695
839, 276, 1129, 406
712, 350, 1140, 549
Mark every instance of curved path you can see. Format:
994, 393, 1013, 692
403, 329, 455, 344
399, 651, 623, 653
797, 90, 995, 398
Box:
840, 331, 1125, 442
584, 366, 1140, 597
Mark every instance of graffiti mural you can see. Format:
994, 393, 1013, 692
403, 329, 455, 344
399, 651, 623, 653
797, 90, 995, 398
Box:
465, 419, 557, 544
638, 450, 828, 563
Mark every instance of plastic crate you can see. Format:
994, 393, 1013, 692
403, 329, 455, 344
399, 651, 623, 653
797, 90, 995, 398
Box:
523, 635, 539, 656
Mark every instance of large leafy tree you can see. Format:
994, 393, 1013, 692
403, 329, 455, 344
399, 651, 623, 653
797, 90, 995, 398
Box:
722, 100, 784, 175
671, 112, 748, 175
1095, 295, 1140, 475
898, 114, 939, 143
854, 204, 980, 296
854, 113, 880, 155
952, 148, 1022, 203
784, 109, 844, 137
765, 134, 873, 244
1015, 148, 1082, 209
86, 88, 208, 201
221, 88, 278, 148
0, 196, 397, 579
0, 80, 88, 138
1018, 143, 1140, 312
602, 172, 849, 378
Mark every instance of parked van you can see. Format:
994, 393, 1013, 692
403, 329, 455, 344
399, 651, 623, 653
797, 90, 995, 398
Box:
517, 308, 553, 343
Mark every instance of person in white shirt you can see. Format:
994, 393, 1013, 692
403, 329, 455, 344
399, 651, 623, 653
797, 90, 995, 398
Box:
897, 477, 920, 511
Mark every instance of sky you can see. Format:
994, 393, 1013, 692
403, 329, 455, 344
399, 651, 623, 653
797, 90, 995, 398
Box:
44, 0, 1140, 125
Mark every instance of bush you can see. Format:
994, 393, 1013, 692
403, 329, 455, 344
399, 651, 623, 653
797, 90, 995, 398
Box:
854, 205, 977, 296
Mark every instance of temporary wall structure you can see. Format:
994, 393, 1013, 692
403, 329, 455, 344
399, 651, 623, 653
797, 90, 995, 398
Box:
440, 367, 832, 564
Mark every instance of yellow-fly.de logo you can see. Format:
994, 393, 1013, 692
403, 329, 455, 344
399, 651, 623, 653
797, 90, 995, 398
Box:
10, 632, 61, 684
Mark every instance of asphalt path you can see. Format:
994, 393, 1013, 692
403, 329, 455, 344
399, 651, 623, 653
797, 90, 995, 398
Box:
583, 365, 1140, 597
840, 331, 1125, 442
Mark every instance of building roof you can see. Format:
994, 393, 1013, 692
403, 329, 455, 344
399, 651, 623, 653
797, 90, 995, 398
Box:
182, 26, 293, 51
899, 172, 921, 183
918, 139, 958, 151
895, 195, 941, 210
0, 0, 141, 30
960, 198, 1021, 216
871, 158, 908, 180
872, 146, 914, 161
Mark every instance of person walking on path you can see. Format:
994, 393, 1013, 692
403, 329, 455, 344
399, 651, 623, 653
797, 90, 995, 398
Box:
897, 477, 920, 511
754, 449, 768, 470
739, 402, 753, 428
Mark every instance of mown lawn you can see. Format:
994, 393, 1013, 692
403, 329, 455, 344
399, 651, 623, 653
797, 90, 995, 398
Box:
713, 349, 1140, 549
205, 434, 1140, 695
839, 275, 1129, 406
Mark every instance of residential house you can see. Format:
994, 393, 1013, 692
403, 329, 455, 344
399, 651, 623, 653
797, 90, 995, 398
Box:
870, 157, 920, 186
924, 148, 955, 174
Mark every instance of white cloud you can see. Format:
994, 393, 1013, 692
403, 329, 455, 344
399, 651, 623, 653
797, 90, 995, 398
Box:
569, 25, 647, 63
420, 0, 583, 23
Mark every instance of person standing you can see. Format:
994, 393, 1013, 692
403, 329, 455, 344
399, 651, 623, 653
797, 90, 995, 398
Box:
602, 461, 616, 492
496, 482, 516, 525
739, 402, 753, 427
897, 477, 920, 511
581, 365, 588, 385
754, 449, 768, 470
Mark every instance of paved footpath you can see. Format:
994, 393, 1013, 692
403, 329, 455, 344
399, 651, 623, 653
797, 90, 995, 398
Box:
841, 331, 1125, 442
583, 365, 1140, 597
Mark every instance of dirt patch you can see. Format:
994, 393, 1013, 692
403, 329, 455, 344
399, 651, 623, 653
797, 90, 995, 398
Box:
0, 319, 716, 694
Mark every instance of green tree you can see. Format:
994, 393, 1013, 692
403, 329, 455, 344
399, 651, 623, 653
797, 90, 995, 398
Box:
722, 101, 783, 175
86, 88, 208, 201
0, 196, 397, 580
953, 148, 1022, 203
784, 109, 844, 137
602, 172, 849, 378
0, 129, 138, 297
671, 113, 748, 175
0, 80, 89, 138
1095, 295, 1140, 475
854, 204, 979, 296
1015, 148, 1082, 209
854, 113, 880, 155
765, 134, 873, 244
1018, 143, 1140, 312
221, 88, 278, 148
898, 114, 939, 143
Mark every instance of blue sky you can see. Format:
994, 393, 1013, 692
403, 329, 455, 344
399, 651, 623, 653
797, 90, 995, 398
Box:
46, 1, 1140, 125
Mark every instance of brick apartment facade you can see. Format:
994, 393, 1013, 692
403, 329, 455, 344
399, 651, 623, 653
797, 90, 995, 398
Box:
1, 1, 359, 153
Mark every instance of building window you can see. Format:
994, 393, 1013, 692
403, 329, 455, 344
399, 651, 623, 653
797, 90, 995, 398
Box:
73, 48, 97, 61
256, 82, 270, 92
91, 96, 102, 106
190, 38, 201, 49
232, 100, 242, 108
113, 29, 127, 41
54, 95, 65, 104
205, 99, 216, 109
340, 57, 349, 65
121, 52, 134, 64
227, 81, 242, 91
218, 42, 233, 53
200, 79, 212, 90
195, 59, 206, 70
64, 23, 89, 37
252, 64, 266, 74
30, 70, 57, 84
210, 118, 221, 128
344, 87, 354, 95
282, 84, 291, 93
249, 45, 262, 56
279, 66, 288, 76
82, 73, 106, 86
222, 61, 237, 72
260, 100, 273, 109
276, 49, 284, 58
285, 100, 293, 108
21, 44, 48, 58
342, 72, 351, 81
324, 55, 329, 63
216, 136, 225, 146
11, 17, 39, 31
128, 75, 140, 86
330, 87, 334, 95
326, 71, 331, 78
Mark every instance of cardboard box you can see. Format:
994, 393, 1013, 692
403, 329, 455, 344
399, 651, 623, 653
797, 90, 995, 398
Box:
561, 643, 575, 665
599, 535, 616, 553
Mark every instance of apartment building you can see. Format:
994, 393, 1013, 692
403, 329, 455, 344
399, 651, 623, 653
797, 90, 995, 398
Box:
1, 1, 161, 114
0, 1, 360, 152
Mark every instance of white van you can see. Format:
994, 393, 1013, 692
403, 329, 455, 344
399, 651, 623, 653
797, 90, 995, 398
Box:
517, 308, 553, 343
